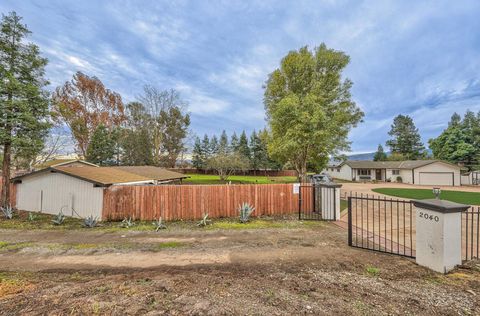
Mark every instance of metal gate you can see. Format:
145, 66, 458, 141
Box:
298, 183, 338, 221
348, 195, 415, 258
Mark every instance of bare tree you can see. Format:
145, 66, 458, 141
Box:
206, 153, 250, 181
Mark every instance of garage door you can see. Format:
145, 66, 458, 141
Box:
418, 172, 453, 186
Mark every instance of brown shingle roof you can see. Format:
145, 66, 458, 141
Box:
344, 160, 462, 170
111, 166, 188, 181
52, 166, 153, 186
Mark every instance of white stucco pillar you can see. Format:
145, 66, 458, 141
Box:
412, 199, 469, 274
320, 183, 342, 220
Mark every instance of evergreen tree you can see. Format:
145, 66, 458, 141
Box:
373, 144, 387, 161
237, 131, 250, 161
120, 102, 153, 165
249, 130, 263, 170
386, 115, 425, 160
192, 137, 204, 169
230, 132, 239, 153
86, 125, 116, 165
218, 130, 229, 154
210, 135, 219, 155
201, 135, 211, 160
0, 12, 50, 207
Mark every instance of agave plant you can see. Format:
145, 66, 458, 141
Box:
1, 205, 14, 219
238, 202, 255, 223
121, 217, 135, 228
28, 212, 37, 221
52, 211, 65, 225
152, 217, 167, 231
83, 215, 98, 228
197, 213, 212, 227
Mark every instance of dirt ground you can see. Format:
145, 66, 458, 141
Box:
0, 222, 479, 315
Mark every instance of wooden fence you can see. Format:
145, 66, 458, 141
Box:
0, 179, 16, 207
169, 168, 298, 177
102, 183, 311, 221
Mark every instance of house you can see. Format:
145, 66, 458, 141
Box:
11, 161, 188, 218
323, 160, 464, 186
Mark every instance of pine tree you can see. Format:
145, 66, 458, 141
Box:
210, 135, 219, 155
0, 12, 50, 207
85, 125, 116, 166
218, 130, 229, 154
230, 132, 239, 153
238, 131, 250, 161
373, 144, 387, 161
201, 135, 211, 161
249, 130, 262, 170
386, 115, 425, 160
192, 137, 204, 169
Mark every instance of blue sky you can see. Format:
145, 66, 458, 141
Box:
2, 0, 480, 154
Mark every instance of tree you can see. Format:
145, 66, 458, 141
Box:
230, 132, 239, 152
120, 102, 153, 165
218, 130, 229, 154
137, 86, 188, 165
386, 115, 425, 160
158, 106, 190, 167
264, 44, 363, 181
209, 135, 219, 155
237, 131, 250, 162
373, 144, 387, 161
85, 124, 117, 165
191, 136, 205, 169
201, 135, 211, 161
206, 153, 250, 181
0, 12, 50, 207
429, 111, 480, 167
51, 72, 126, 157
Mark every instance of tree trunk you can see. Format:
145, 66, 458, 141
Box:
296, 161, 308, 183
1, 142, 11, 208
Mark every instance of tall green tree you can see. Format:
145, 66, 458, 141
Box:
429, 111, 480, 167
218, 130, 229, 154
237, 131, 250, 162
0, 12, 50, 207
158, 106, 190, 167
85, 124, 116, 166
373, 144, 387, 161
201, 135, 211, 160
386, 115, 425, 160
230, 132, 239, 153
209, 135, 219, 155
192, 136, 204, 169
120, 102, 153, 165
264, 44, 363, 181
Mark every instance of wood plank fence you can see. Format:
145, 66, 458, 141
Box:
0, 179, 16, 207
102, 183, 311, 221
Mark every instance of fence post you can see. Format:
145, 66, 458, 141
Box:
412, 199, 469, 273
347, 197, 352, 246
319, 183, 342, 220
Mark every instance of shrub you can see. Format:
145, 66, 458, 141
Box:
238, 202, 255, 223
197, 213, 212, 227
121, 217, 135, 228
83, 215, 98, 228
152, 217, 167, 231
52, 212, 65, 225
1, 205, 14, 219
396, 176, 403, 183
27, 212, 37, 221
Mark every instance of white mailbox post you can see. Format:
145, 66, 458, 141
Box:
413, 199, 469, 274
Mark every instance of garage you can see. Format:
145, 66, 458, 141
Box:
418, 172, 454, 186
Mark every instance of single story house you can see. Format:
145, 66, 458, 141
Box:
323, 160, 464, 186
11, 161, 188, 218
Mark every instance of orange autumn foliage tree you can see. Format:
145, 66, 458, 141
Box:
51, 72, 126, 157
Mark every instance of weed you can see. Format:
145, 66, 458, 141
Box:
152, 217, 167, 231
51, 212, 65, 225
152, 241, 184, 251
197, 213, 212, 227
27, 212, 37, 221
365, 265, 380, 277
238, 202, 255, 223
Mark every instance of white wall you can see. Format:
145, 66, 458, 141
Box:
414, 162, 460, 186
16, 171, 104, 218
323, 164, 352, 181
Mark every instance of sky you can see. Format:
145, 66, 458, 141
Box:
2, 0, 480, 154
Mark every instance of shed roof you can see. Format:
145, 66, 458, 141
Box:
111, 166, 188, 181
331, 160, 462, 170
52, 166, 152, 186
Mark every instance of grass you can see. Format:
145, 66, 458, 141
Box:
183, 174, 298, 185
365, 265, 380, 277
372, 188, 480, 205
208, 218, 324, 230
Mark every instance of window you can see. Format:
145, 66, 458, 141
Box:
358, 169, 370, 176
337, 168, 341, 172
392, 169, 400, 175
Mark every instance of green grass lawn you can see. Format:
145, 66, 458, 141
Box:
183, 174, 298, 185
372, 188, 480, 205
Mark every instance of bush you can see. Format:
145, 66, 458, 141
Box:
28, 212, 37, 221
396, 176, 403, 183
238, 202, 255, 223
83, 215, 98, 228
152, 217, 167, 231
52, 212, 65, 225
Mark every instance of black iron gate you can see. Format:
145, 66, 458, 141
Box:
347, 195, 415, 258
298, 183, 338, 221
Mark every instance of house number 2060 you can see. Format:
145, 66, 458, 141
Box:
419, 212, 439, 222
